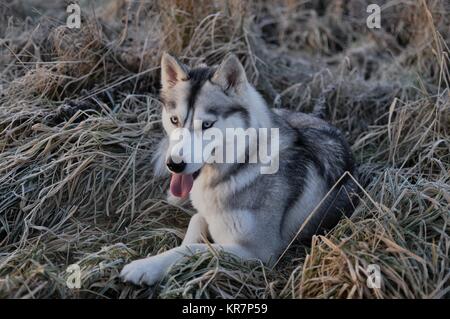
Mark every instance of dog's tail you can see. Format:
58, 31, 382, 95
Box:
312, 85, 335, 119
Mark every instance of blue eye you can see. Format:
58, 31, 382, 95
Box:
202, 121, 214, 130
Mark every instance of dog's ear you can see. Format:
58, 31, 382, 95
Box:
161, 52, 189, 89
212, 54, 247, 93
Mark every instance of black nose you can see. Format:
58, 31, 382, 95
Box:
166, 158, 186, 173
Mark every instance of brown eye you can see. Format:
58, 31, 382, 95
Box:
170, 116, 179, 126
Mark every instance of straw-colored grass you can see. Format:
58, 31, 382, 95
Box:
0, 0, 448, 298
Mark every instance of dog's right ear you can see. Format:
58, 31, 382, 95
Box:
161, 52, 189, 90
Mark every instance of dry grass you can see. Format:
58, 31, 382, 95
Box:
0, 0, 448, 299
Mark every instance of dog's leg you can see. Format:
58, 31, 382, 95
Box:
120, 243, 256, 286
182, 214, 208, 245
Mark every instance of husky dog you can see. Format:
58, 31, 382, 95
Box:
121, 53, 358, 285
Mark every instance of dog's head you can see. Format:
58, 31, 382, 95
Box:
159, 53, 258, 197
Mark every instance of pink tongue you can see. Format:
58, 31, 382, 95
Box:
170, 174, 194, 198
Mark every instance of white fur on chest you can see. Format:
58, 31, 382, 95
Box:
190, 174, 256, 245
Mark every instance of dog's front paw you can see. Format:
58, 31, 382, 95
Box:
120, 256, 167, 286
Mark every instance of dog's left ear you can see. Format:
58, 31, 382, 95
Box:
212, 54, 247, 93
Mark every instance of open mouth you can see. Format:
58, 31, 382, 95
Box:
169, 169, 201, 198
